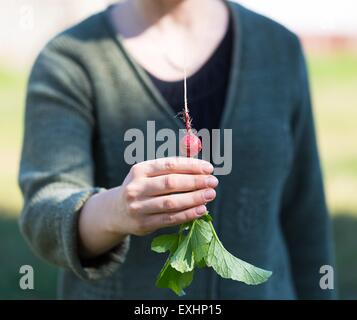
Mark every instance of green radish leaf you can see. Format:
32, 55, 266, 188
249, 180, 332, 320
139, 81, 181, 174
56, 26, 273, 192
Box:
156, 258, 194, 296
194, 219, 213, 242
170, 219, 212, 272
170, 233, 195, 273
191, 219, 213, 265
151, 234, 179, 254
205, 235, 272, 285
193, 243, 209, 266
201, 213, 213, 222
152, 212, 272, 296
195, 258, 207, 269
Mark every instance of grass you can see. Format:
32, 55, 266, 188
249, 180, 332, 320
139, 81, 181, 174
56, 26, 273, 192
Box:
307, 52, 357, 215
0, 51, 356, 299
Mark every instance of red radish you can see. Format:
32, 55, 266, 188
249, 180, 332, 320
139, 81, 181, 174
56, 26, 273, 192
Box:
179, 66, 202, 158
180, 133, 202, 157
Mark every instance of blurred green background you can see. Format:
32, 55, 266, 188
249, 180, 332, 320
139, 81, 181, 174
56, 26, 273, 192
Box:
0, 50, 356, 299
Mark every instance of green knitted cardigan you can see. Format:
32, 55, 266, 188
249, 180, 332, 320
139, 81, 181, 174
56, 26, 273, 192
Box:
19, 1, 335, 299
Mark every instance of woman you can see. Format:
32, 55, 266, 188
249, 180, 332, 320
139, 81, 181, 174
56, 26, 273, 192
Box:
19, 0, 335, 299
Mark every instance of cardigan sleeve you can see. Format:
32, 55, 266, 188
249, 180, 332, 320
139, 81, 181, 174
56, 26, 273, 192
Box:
280, 43, 336, 299
18, 42, 130, 281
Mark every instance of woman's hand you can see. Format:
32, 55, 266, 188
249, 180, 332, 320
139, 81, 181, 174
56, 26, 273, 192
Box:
115, 157, 217, 236
79, 157, 218, 259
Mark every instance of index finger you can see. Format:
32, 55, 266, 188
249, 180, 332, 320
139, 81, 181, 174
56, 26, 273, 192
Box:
135, 157, 214, 177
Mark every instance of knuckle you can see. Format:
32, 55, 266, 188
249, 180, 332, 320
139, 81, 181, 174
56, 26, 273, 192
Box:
198, 191, 207, 203
175, 210, 194, 225
164, 175, 176, 190
127, 201, 141, 215
185, 208, 196, 221
179, 211, 190, 224
162, 214, 176, 226
164, 159, 176, 171
163, 198, 176, 210
194, 176, 204, 189
124, 184, 138, 201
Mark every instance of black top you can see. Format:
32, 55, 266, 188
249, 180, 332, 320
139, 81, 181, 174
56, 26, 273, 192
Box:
146, 16, 233, 131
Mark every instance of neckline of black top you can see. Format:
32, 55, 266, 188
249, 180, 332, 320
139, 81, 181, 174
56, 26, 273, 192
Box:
145, 14, 234, 131
146, 16, 233, 84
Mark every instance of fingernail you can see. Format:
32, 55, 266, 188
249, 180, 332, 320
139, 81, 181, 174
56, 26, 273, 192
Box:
206, 176, 219, 187
203, 162, 214, 173
204, 189, 216, 201
196, 205, 207, 216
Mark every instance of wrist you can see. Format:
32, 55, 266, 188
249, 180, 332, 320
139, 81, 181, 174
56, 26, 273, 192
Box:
79, 187, 129, 259
102, 186, 130, 240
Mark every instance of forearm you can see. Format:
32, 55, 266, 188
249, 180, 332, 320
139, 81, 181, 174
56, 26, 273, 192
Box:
78, 186, 127, 259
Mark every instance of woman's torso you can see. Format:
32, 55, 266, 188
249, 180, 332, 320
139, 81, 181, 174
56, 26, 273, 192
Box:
56, 2, 300, 299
